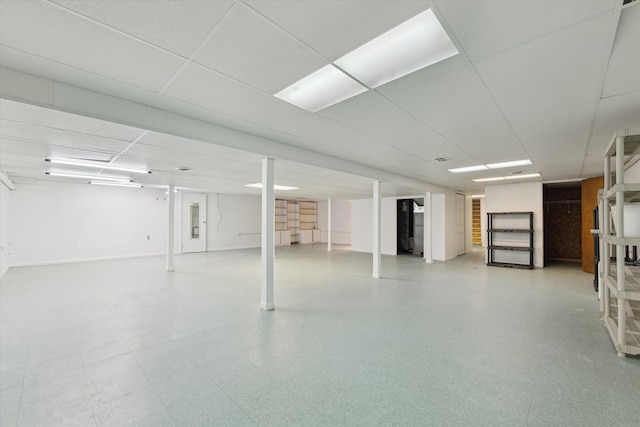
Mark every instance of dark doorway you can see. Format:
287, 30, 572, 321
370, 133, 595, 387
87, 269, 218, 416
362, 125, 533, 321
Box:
397, 199, 414, 254
397, 199, 424, 256
543, 183, 582, 265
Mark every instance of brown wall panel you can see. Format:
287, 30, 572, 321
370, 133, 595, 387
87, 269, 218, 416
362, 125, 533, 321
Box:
581, 176, 604, 273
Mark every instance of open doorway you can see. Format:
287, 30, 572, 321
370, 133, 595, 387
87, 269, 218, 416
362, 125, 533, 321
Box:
397, 198, 424, 256
543, 182, 581, 265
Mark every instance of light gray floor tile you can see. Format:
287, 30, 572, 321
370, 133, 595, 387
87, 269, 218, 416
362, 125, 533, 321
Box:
1, 246, 638, 426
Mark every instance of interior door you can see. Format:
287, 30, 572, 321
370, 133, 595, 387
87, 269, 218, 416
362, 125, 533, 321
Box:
456, 193, 465, 256
182, 193, 207, 253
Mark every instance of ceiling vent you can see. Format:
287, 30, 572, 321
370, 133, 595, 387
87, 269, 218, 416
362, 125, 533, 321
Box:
434, 157, 450, 162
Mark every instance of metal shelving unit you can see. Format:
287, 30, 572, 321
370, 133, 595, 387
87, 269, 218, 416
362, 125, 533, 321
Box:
598, 130, 640, 357
486, 212, 534, 269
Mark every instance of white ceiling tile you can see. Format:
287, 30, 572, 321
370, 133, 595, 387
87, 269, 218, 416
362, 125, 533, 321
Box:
52, 0, 233, 57
510, 102, 598, 146
384, 65, 503, 132
440, 120, 522, 157
136, 132, 260, 163
534, 158, 582, 181
590, 91, 640, 155
436, 0, 615, 61
320, 91, 463, 162
0, 1, 184, 92
602, 4, 640, 97
245, 0, 429, 60
0, 100, 144, 142
193, 5, 327, 94
0, 119, 133, 155
474, 11, 613, 119
581, 155, 605, 178
0, 46, 158, 106
161, 64, 313, 133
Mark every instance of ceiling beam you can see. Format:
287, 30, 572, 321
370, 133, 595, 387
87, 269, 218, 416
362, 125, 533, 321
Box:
0, 66, 447, 195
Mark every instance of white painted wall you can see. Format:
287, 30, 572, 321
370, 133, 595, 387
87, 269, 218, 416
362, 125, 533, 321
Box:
10, 181, 167, 266
484, 182, 544, 268
206, 193, 261, 251
351, 192, 457, 261
0, 182, 11, 276
350, 197, 396, 255
317, 200, 351, 245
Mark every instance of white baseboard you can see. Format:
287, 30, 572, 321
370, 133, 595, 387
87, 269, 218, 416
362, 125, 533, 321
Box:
9, 252, 165, 268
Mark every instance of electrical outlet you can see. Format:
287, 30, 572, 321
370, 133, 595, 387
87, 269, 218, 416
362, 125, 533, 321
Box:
147, 235, 150, 240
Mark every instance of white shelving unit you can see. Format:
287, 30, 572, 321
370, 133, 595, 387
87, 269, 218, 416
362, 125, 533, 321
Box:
598, 130, 640, 357
287, 201, 300, 244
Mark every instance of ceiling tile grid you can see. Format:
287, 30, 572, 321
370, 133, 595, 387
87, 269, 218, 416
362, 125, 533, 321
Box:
435, 0, 616, 62
192, 5, 328, 94
1, 1, 639, 197
474, 11, 614, 120
244, 0, 430, 60
51, 0, 234, 58
0, 1, 186, 92
601, 4, 640, 97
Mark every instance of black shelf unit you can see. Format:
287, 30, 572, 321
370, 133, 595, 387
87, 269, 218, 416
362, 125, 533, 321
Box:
487, 212, 534, 269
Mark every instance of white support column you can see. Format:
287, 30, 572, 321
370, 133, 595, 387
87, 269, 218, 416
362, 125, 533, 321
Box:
372, 181, 381, 279
603, 157, 610, 319
424, 191, 433, 264
615, 135, 626, 356
167, 184, 175, 272
261, 157, 275, 311
327, 198, 333, 252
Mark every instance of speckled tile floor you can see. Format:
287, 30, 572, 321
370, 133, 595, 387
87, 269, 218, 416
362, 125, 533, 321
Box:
1, 245, 638, 426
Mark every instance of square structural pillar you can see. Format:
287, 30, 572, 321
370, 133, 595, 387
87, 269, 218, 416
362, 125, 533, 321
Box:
373, 180, 381, 278
167, 184, 175, 272
261, 157, 275, 311
327, 198, 333, 252
424, 191, 433, 264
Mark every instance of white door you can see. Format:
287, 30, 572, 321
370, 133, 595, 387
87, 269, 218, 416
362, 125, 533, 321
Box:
182, 193, 207, 253
456, 193, 465, 256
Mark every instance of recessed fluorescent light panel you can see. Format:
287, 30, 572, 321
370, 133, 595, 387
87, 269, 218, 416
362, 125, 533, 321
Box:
90, 181, 143, 188
334, 9, 458, 88
450, 159, 532, 173
274, 65, 367, 112
448, 165, 489, 173
473, 173, 540, 183
473, 176, 505, 182
46, 157, 151, 174
507, 173, 540, 180
46, 172, 132, 182
486, 159, 532, 169
471, 195, 485, 198
246, 183, 300, 191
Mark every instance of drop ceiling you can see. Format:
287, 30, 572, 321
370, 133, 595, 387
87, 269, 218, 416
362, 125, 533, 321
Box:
1, 0, 639, 200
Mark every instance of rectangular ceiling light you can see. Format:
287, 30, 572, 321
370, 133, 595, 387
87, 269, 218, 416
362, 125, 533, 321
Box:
90, 181, 143, 188
486, 159, 532, 169
46, 172, 131, 182
473, 176, 505, 182
46, 157, 151, 174
448, 165, 489, 173
246, 183, 300, 191
471, 195, 485, 198
506, 173, 540, 180
274, 65, 367, 112
334, 9, 458, 89
473, 173, 540, 183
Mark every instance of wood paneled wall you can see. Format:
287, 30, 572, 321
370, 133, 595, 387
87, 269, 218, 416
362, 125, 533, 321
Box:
543, 186, 582, 263
581, 176, 604, 274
